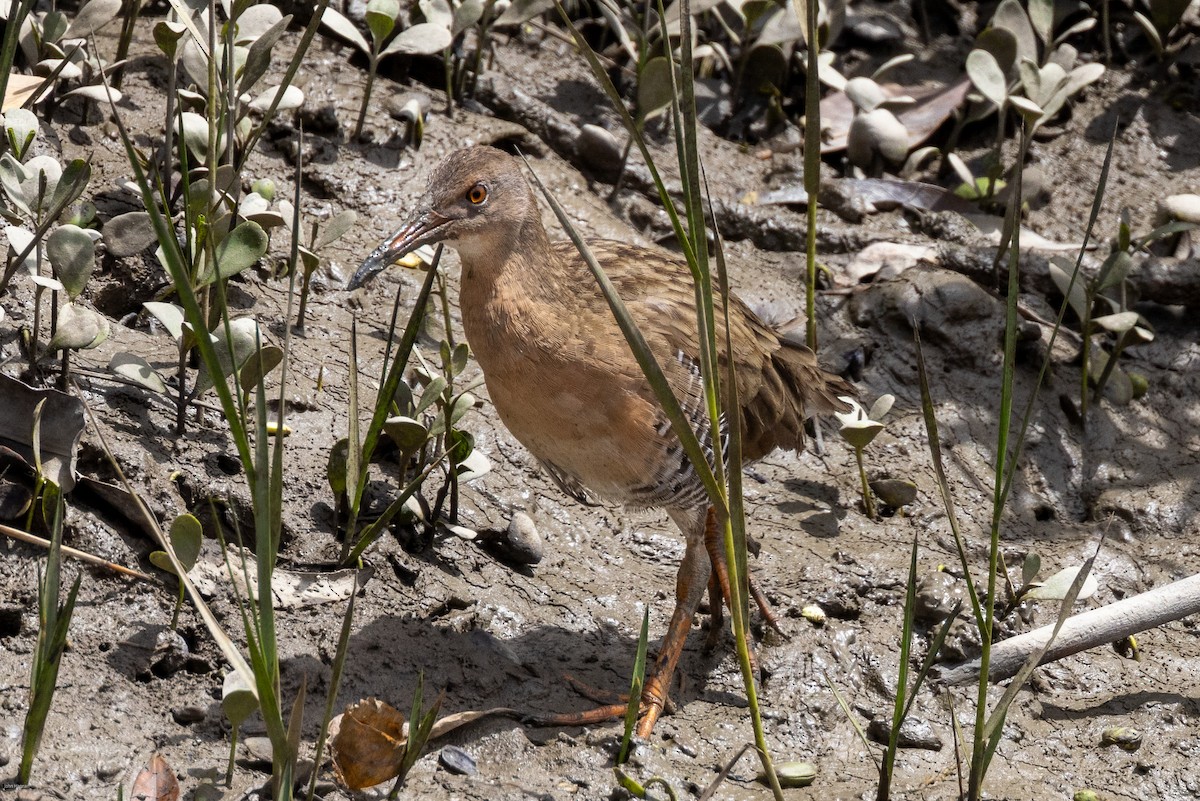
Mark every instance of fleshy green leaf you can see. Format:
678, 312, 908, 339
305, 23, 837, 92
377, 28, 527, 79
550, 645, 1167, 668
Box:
637, 56, 674, 122
67, 0, 122, 39
966, 49, 1008, 107
48, 302, 109, 351
193, 317, 263, 395
383, 416, 429, 454
366, 0, 401, 43
203, 220, 268, 285
317, 6, 371, 55
144, 301, 185, 341
380, 22, 453, 57
1048, 258, 1088, 321
1025, 564, 1098, 601
170, 512, 203, 570
108, 352, 168, 394
313, 209, 358, 250
46, 224, 95, 299
105, 211, 157, 257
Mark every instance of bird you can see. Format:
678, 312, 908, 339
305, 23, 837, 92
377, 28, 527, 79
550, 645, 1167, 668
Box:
349, 145, 854, 736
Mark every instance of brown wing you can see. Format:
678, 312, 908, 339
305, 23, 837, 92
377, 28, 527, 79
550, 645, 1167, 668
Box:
556, 240, 855, 463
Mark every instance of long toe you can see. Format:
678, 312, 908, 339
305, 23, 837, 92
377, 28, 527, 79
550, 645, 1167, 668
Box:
521, 674, 672, 735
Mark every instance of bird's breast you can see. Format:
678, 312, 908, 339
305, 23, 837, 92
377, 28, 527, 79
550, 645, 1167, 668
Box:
459, 270, 676, 504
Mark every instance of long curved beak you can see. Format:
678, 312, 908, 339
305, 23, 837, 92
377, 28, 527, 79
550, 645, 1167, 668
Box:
347, 209, 448, 289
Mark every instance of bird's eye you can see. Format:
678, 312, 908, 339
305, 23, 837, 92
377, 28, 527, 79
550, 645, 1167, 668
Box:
467, 184, 488, 205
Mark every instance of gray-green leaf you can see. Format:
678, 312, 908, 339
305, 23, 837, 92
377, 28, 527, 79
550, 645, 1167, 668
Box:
380, 22, 453, 57
105, 211, 157, 257
108, 352, 168, 394
966, 49, 1008, 107
48, 302, 109, 351
46, 224, 95, 300
206, 220, 268, 285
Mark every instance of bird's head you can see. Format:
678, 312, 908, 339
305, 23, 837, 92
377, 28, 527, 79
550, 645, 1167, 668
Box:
348, 146, 536, 289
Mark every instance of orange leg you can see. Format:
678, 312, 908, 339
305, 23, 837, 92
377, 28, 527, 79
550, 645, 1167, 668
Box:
704, 572, 724, 651
702, 510, 784, 636
527, 506, 711, 736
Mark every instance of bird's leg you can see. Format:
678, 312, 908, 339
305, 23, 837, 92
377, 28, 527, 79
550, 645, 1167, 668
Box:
525, 509, 710, 736
635, 510, 711, 736
702, 509, 785, 637
704, 572, 725, 652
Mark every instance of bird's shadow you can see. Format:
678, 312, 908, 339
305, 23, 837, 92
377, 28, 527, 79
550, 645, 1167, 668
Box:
272, 610, 734, 748
776, 477, 848, 538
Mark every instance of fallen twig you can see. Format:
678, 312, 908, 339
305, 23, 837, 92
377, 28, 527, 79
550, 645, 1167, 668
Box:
933, 572, 1200, 685
1, 521, 154, 582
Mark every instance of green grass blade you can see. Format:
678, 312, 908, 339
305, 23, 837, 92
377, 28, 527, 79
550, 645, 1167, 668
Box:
348, 250, 443, 543
802, 0, 821, 350
824, 673, 876, 764
914, 331, 983, 625
997, 120, 1118, 509
618, 606, 650, 765
979, 536, 1104, 752
101, 72, 255, 478
236, 0, 331, 172
345, 451, 451, 563
879, 535, 920, 799
307, 569, 361, 801
552, 2, 699, 275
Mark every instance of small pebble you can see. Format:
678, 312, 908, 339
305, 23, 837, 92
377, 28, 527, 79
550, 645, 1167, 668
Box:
504, 512, 544, 565
914, 570, 964, 623
1101, 726, 1142, 752
870, 478, 918, 508
576, 124, 624, 175
171, 705, 206, 724
151, 630, 190, 678
867, 716, 944, 751
244, 736, 274, 764
439, 745, 478, 776
1160, 194, 1200, 224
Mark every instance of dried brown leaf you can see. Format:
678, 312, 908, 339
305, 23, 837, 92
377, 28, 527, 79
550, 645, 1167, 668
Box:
329, 698, 407, 789
328, 699, 517, 789
129, 753, 179, 801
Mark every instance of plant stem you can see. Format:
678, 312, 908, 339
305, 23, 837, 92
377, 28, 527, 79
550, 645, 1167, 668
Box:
353, 53, 380, 139
855, 447, 875, 519
802, 0, 820, 352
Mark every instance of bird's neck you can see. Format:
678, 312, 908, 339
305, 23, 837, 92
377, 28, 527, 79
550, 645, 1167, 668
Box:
457, 214, 581, 358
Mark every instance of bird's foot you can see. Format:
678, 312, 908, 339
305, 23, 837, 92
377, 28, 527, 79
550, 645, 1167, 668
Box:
523, 674, 674, 737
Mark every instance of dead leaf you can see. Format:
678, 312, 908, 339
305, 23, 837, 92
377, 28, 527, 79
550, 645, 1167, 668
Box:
329, 699, 517, 789
3, 74, 43, 111
0, 374, 85, 491
187, 546, 373, 608
129, 753, 180, 801
329, 698, 408, 789
427, 706, 518, 739
819, 78, 971, 154
843, 242, 937, 283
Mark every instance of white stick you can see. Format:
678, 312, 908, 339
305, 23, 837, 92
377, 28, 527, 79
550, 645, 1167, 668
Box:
933, 572, 1200, 686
